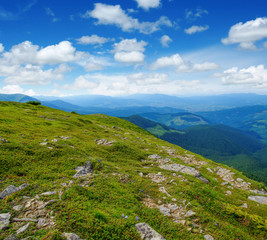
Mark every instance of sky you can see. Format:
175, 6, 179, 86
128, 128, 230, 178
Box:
0, 0, 267, 97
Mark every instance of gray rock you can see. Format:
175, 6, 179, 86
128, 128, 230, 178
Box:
250, 189, 267, 195
73, 161, 93, 178
62, 232, 83, 240
16, 223, 30, 234
0, 213, 11, 230
148, 154, 162, 160
41, 191, 57, 196
158, 206, 171, 216
13, 205, 23, 211
241, 203, 248, 208
204, 234, 214, 240
184, 210, 196, 218
13, 218, 38, 222
135, 223, 166, 240
198, 176, 209, 184
248, 195, 267, 205
37, 218, 46, 227
160, 164, 200, 177
4, 234, 19, 240
0, 184, 28, 199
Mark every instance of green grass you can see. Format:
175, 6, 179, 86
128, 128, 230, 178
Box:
0, 102, 266, 240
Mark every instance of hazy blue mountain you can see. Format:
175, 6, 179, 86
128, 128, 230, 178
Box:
0, 93, 39, 103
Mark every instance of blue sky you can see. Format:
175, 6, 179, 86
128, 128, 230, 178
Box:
0, 0, 267, 96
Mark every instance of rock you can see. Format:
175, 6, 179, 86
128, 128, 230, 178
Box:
250, 189, 267, 195
0, 213, 11, 230
198, 176, 209, 184
13, 218, 38, 222
184, 210, 196, 218
248, 196, 267, 205
16, 223, 30, 234
139, 172, 143, 177
41, 191, 57, 196
204, 234, 214, 240
95, 139, 114, 146
62, 232, 83, 240
37, 218, 46, 227
226, 191, 232, 196
160, 164, 201, 177
148, 154, 162, 160
158, 206, 171, 216
0, 184, 28, 199
241, 203, 248, 208
206, 168, 214, 173
73, 161, 93, 178
159, 187, 171, 197
135, 222, 166, 240
13, 205, 23, 211
4, 234, 19, 240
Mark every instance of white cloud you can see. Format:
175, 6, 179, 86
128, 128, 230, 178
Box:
184, 25, 209, 34
0, 84, 35, 96
264, 41, 267, 48
84, 3, 172, 34
151, 54, 184, 70
45, 8, 60, 22
0, 43, 4, 53
135, 0, 160, 10
217, 65, 267, 87
222, 17, 267, 50
128, 73, 168, 85
76, 35, 110, 45
160, 35, 172, 47
151, 53, 219, 72
113, 39, 147, 64
64, 75, 98, 90
185, 8, 208, 21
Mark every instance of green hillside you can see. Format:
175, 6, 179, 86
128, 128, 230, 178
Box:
0, 102, 266, 240
124, 116, 267, 185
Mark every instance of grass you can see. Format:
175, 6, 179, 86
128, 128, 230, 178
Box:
0, 102, 266, 239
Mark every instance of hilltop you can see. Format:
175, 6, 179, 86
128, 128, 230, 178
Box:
0, 102, 266, 240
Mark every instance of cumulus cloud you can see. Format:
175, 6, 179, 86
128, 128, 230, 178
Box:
0, 43, 4, 53
128, 73, 168, 85
185, 8, 208, 21
222, 17, 267, 50
0, 84, 35, 96
160, 35, 172, 47
76, 35, 110, 45
150, 53, 219, 72
113, 39, 147, 64
63, 75, 98, 90
135, 0, 160, 10
216, 65, 267, 87
184, 25, 209, 34
84, 3, 172, 34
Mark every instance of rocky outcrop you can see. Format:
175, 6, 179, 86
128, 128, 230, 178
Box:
160, 164, 209, 183
16, 223, 30, 234
95, 139, 114, 146
73, 161, 93, 178
0, 213, 11, 230
0, 184, 28, 199
248, 196, 267, 205
135, 222, 166, 240
62, 232, 83, 240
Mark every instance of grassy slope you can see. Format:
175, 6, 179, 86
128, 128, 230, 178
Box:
0, 102, 266, 240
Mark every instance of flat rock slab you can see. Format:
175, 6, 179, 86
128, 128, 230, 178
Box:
16, 222, 30, 234
248, 196, 267, 205
204, 235, 214, 240
135, 223, 166, 240
160, 164, 200, 177
73, 161, 93, 178
62, 232, 83, 240
0, 184, 28, 199
4, 234, 19, 240
0, 213, 11, 230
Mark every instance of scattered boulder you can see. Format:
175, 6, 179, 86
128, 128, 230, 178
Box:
95, 139, 114, 146
41, 191, 57, 196
73, 161, 93, 178
148, 154, 162, 160
0, 213, 11, 230
4, 234, 19, 240
147, 172, 166, 183
0, 184, 28, 199
13, 205, 23, 211
248, 196, 267, 205
250, 189, 267, 195
16, 222, 30, 234
204, 234, 214, 240
135, 222, 166, 240
62, 232, 83, 240
184, 210, 196, 218
241, 203, 248, 208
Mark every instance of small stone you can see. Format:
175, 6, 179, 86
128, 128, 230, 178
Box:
139, 172, 143, 177
73, 161, 93, 178
158, 206, 171, 216
236, 178, 243, 182
204, 234, 214, 240
172, 198, 177, 202
0, 213, 11, 230
13, 218, 37, 222
41, 191, 57, 196
241, 203, 248, 208
226, 191, 232, 196
4, 234, 19, 240
13, 205, 23, 211
62, 232, 83, 240
16, 223, 30, 234
184, 210, 196, 218
206, 168, 214, 173
135, 222, 166, 240
37, 218, 46, 227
